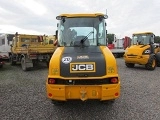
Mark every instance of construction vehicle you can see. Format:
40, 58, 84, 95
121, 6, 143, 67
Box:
10, 33, 57, 71
0, 33, 14, 59
46, 13, 120, 104
123, 32, 160, 70
108, 36, 131, 58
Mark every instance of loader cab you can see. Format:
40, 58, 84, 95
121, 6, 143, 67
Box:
132, 32, 154, 45
56, 14, 108, 47
132, 32, 155, 53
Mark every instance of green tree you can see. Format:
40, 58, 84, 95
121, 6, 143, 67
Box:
107, 34, 115, 44
155, 36, 160, 43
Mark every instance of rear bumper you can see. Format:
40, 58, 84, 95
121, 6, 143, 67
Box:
124, 55, 149, 64
46, 83, 120, 101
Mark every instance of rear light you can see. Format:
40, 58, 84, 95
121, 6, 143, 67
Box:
110, 78, 118, 84
115, 92, 119, 96
48, 93, 52, 97
48, 78, 56, 84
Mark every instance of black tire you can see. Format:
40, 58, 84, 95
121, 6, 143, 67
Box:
9, 55, 16, 65
125, 63, 135, 68
101, 99, 115, 104
46, 61, 49, 67
21, 57, 28, 71
51, 100, 65, 105
32, 59, 38, 67
157, 61, 160, 67
155, 52, 160, 67
145, 55, 156, 70
0, 65, 3, 68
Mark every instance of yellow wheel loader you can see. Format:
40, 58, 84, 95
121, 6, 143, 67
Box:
124, 32, 160, 70
46, 13, 120, 104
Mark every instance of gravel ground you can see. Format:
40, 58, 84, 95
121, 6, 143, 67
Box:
0, 58, 160, 120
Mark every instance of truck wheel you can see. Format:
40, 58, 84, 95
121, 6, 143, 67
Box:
21, 57, 28, 71
10, 55, 16, 65
125, 63, 135, 68
145, 55, 156, 70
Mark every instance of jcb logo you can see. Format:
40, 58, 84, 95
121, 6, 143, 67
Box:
70, 62, 95, 73
72, 64, 93, 71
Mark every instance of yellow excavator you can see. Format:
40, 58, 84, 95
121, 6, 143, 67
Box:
46, 13, 120, 104
124, 32, 160, 70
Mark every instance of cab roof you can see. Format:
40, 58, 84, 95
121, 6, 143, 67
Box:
58, 13, 105, 18
17, 34, 40, 37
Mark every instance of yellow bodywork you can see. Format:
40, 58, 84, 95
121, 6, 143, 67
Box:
46, 46, 120, 101
11, 34, 56, 55
124, 32, 157, 65
58, 13, 105, 18
124, 45, 150, 65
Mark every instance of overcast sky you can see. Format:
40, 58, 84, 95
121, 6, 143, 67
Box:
0, 0, 160, 38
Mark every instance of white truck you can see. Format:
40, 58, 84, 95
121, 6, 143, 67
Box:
108, 36, 131, 58
0, 33, 14, 59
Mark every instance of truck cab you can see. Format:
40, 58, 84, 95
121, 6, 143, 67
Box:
0, 34, 14, 59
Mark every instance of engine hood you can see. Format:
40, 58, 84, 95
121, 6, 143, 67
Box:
126, 45, 149, 56
60, 46, 106, 77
